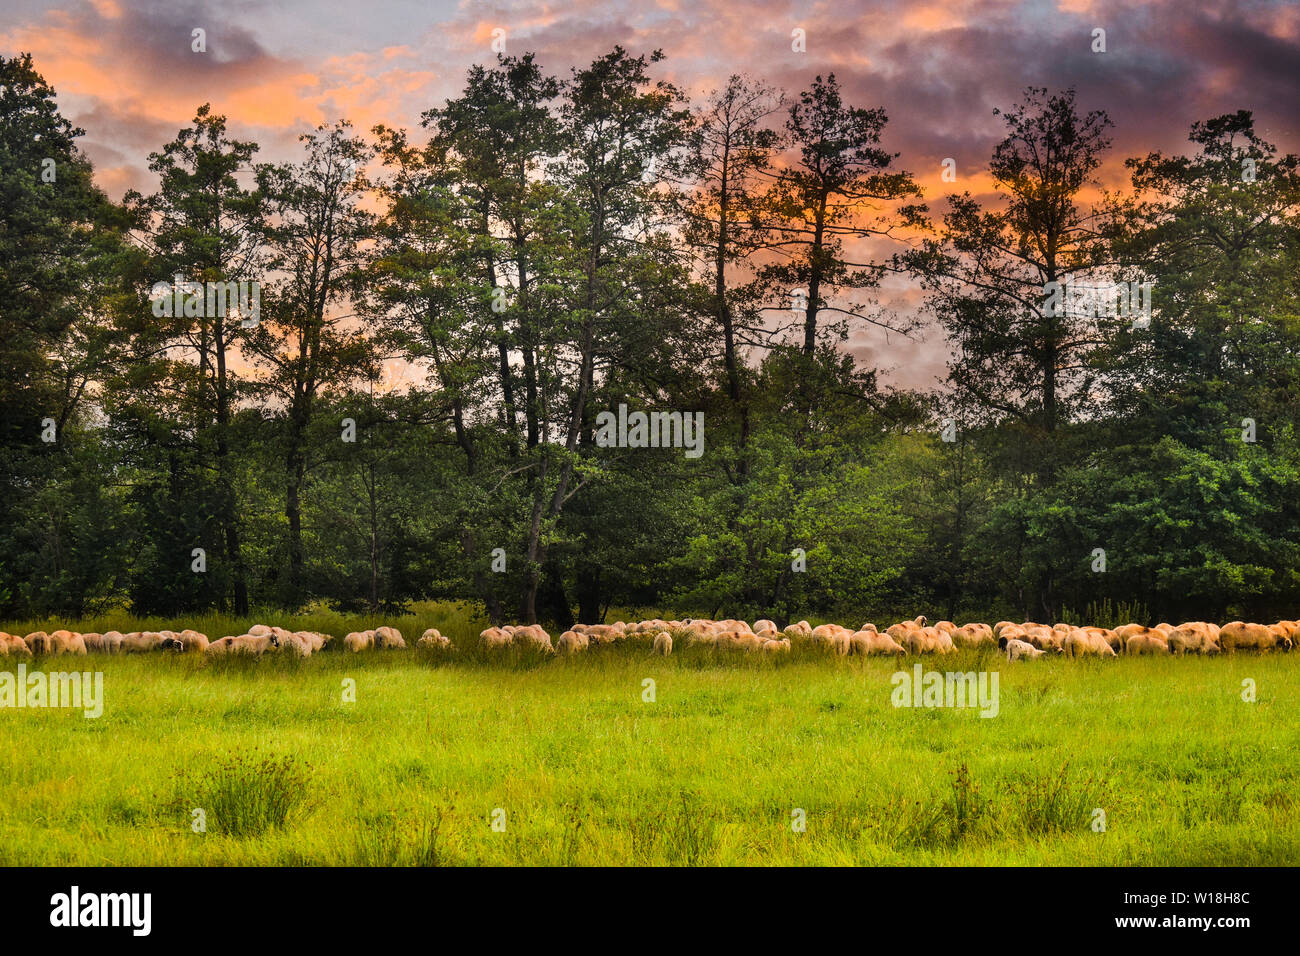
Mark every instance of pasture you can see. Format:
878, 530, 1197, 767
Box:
2, 604, 1298, 866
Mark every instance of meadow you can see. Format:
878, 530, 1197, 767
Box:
2, 603, 1298, 866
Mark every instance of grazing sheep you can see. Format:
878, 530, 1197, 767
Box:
344, 630, 376, 653
952, 623, 995, 649
273, 631, 314, 656
761, 637, 792, 655
1000, 637, 1044, 661
850, 630, 906, 656
885, 619, 923, 644
1076, 626, 1123, 652
784, 620, 813, 639
685, 628, 716, 647
1219, 621, 1291, 653
1023, 626, 1064, 653
37, 630, 88, 655
752, 619, 778, 637
1167, 622, 1221, 656
1063, 628, 1117, 658
510, 624, 554, 652
1125, 632, 1169, 655
1113, 623, 1148, 642
582, 624, 620, 645
205, 633, 280, 657
479, 627, 510, 651
117, 632, 163, 654
95, 630, 125, 653
373, 626, 406, 649
0, 633, 33, 657
247, 624, 273, 637
653, 631, 673, 656
933, 621, 958, 637
298, 631, 330, 652
904, 626, 955, 655
175, 629, 210, 653
418, 628, 452, 651
556, 631, 588, 654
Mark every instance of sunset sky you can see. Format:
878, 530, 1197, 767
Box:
4, 0, 1297, 388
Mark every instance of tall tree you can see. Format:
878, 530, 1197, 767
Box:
683, 74, 783, 476
249, 121, 375, 607
910, 87, 1115, 473
126, 104, 268, 614
759, 73, 921, 356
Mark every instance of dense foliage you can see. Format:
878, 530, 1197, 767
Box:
2, 52, 1297, 626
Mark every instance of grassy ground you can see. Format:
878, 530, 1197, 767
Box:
2, 603, 1298, 865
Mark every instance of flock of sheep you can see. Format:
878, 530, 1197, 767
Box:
2, 615, 1295, 661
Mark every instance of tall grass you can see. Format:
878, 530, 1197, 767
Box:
0, 632, 1297, 865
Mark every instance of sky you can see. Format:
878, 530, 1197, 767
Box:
4, 0, 1298, 390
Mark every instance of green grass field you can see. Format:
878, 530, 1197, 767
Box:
3, 603, 1298, 865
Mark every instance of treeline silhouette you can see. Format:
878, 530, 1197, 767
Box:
2, 50, 1298, 627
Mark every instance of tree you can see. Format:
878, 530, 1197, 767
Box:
682, 74, 784, 475
249, 121, 376, 606
758, 73, 922, 357
125, 104, 268, 613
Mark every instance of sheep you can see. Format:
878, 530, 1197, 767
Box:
1062, 628, 1117, 658
1167, 622, 1221, 656
933, 620, 958, 637
373, 626, 406, 649
171, 629, 210, 653
752, 619, 779, 637
117, 632, 165, 653
1000, 637, 1044, 661
29, 630, 88, 655
556, 631, 588, 655
510, 624, 554, 652
81, 631, 123, 653
344, 630, 376, 653
0, 633, 33, 657
685, 628, 716, 647
850, 630, 906, 656
653, 631, 673, 656
784, 620, 813, 639
761, 637, 792, 655
581, 624, 621, 645
272, 631, 314, 656
479, 627, 511, 651
952, 623, 995, 649
298, 631, 330, 652
418, 628, 452, 651
205, 633, 280, 657
885, 619, 923, 644
1023, 625, 1063, 653
904, 626, 955, 655
1125, 632, 1169, 655
1219, 621, 1291, 653
811, 624, 852, 655
1076, 626, 1123, 652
